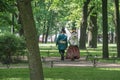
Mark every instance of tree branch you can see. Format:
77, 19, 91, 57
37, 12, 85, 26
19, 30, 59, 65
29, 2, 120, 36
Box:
87, 6, 95, 17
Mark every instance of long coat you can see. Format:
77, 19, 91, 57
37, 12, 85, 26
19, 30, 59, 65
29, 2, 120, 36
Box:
56, 33, 68, 50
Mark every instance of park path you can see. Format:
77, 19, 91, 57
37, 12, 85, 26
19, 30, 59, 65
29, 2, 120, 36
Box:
0, 57, 120, 69
42, 57, 120, 68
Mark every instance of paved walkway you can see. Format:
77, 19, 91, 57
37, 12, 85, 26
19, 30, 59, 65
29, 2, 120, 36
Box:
0, 57, 120, 68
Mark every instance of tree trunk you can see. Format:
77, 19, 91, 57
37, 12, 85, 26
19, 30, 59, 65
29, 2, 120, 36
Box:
88, 12, 98, 48
114, 0, 120, 58
79, 0, 90, 49
45, 20, 50, 43
42, 21, 46, 43
17, 13, 24, 36
102, 0, 109, 59
17, 0, 44, 80
11, 13, 15, 34
40, 0, 46, 43
45, 10, 53, 43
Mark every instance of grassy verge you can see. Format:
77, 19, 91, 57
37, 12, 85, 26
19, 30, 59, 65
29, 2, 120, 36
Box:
39, 43, 117, 58
0, 67, 120, 80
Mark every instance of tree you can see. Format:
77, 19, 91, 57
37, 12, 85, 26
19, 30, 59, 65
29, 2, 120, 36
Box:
88, 12, 98, 48
79, 0, 91, 49
17, 0, 44, 80
114, 0, 120, 58
102, 0, 109, 58
87, 1, 98, 48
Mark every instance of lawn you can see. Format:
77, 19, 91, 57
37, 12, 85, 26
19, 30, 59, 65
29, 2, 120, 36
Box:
39, 43, 117, 58
0, 67, 120, 80
0, 43, 119, 80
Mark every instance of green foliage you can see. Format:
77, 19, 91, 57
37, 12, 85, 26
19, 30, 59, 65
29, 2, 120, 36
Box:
0, 0, 117, 37
0, 0, 10, 12
0, 32, 26, 64
0, 0, 16, 12
0, 0, 19, 34
0, 12, 12, 26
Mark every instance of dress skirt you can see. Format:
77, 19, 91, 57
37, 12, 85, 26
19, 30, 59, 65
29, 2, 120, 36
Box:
66, 45, 80, 59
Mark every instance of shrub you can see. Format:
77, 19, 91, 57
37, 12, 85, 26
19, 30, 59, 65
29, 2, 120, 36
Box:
0, 32, 26, 64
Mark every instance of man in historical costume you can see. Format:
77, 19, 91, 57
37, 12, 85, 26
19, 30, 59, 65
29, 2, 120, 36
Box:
56, 27, 68, 61
66, 27, 80, 61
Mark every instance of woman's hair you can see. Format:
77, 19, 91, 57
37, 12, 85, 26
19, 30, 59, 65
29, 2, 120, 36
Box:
72, 27, 76, 32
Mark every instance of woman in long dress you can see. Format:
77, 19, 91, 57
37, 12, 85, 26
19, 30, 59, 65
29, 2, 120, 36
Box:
66, 27, 80, 61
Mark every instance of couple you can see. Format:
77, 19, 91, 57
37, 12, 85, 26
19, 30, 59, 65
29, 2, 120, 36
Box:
56, 27, 80, 61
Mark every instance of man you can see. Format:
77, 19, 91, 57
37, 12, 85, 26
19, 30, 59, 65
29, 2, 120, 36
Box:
56, 27, 68, 60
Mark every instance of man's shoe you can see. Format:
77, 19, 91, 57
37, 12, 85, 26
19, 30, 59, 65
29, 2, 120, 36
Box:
61, 56, 64, 61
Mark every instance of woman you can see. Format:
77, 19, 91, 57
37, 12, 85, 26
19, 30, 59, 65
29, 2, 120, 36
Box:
66, 27, 80, 61
56, 27, 68, 60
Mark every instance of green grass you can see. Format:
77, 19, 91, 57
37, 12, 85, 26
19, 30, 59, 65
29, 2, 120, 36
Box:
0, 68, 29, 80
0, 67, 120, 80
0, 43, 119, 80
39, 43, 120, 64
39, 43, 117, 58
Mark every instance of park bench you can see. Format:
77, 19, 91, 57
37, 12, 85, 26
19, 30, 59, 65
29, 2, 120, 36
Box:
85, 49, 99, 67
41, 58, 82, 68
41, 56, 100, 68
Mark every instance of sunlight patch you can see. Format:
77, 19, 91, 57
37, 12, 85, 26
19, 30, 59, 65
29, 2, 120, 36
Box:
99, 68, 120, 71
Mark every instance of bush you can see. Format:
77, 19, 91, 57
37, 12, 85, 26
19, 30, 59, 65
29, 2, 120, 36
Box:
0, 32, 26, 64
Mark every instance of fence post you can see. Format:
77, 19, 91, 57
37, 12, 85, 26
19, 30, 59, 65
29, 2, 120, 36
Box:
51, 61, 53, 68
112, 54, 116, 63
47, 50, 50, 57
93, 55, 98, 67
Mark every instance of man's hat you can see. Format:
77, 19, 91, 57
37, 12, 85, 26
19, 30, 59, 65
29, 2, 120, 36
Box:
61, 27, 66, 33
